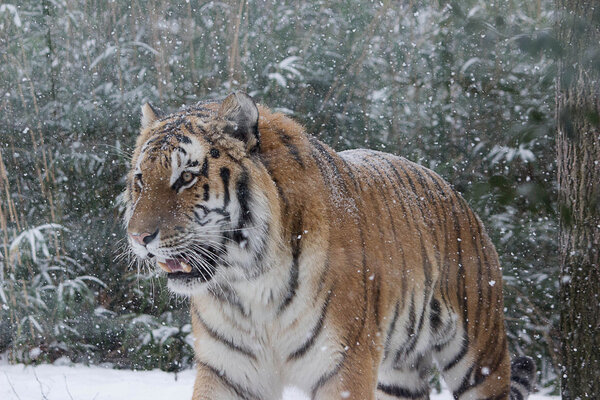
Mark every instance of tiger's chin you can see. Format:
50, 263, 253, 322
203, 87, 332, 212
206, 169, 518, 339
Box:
166, 275, 213, 296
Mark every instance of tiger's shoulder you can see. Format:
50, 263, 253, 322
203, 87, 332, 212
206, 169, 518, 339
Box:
255, 107, 456, 214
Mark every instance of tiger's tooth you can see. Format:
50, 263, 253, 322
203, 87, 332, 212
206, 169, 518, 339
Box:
181, 261, 192, 273
157, 261, 171, 273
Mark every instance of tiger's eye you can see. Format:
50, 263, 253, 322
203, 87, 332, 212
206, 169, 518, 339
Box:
182, 171, 193, 183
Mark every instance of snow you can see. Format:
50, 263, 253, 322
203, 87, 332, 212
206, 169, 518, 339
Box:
0, 363, 559, 400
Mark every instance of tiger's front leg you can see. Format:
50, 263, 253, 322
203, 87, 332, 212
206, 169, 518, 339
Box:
310, 344, 379, 400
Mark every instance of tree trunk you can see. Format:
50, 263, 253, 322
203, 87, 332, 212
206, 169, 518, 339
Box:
556, 1, 600, 398
42, 0, 56, 103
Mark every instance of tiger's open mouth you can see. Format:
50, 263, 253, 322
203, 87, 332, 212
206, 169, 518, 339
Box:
157, 258, 193, 274
155, 251, 218, 282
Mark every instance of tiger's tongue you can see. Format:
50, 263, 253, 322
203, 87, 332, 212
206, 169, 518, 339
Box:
157, 258, 192, 273
166, 259, 184, 272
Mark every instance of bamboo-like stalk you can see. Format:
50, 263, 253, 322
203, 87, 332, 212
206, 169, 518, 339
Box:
19, 45, 51, 184
0, 150, 21, 235
0, 151, 12, 266
16, 40, 62, 253
111, 1, 125, 101
42, 0, 57, 102
240, 0, 250, 83
187, 0, 197, 88
6, 53, 46, 197
228, 0, 245, 88
9, 139, 27, 233
1, 150, 21, 364
151, 1, 164, 100
20, 279, 35, 343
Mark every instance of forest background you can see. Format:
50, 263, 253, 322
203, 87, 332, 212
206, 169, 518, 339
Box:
0, 0, 560, 393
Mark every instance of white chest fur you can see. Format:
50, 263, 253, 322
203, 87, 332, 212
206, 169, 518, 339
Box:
190, 249, 341, 400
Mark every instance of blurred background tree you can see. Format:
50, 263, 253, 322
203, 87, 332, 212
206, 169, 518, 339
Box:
0, 0, 560, 392
556, 0, 600, 398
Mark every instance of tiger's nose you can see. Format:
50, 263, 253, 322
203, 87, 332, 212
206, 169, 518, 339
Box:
130, 229, 159, 246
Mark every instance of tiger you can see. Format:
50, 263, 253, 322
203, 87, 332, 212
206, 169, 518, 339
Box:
124, 92, 536, 400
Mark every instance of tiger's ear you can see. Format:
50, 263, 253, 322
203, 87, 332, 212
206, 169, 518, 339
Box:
141, 102, 163, 129
218, 92, 259, 152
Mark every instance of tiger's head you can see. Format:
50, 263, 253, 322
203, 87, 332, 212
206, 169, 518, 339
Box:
123, 92, 280, 295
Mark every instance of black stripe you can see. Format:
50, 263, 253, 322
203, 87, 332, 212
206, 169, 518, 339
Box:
406, 292, 416, 337
208, 285, 248, 317
197, 361, 257, 400
377, 383, 429, 399
278, 130, 305, 168
278, 252, 299, 314
452, 366, 474, 399
309, 137, 344, 183
430, 298, 442, 332
201, 157, 209, 177
433, 324, 458, 352
272, 178, 289, 213
356, 205, 370, 347
183, 120, 197, 136
315, 256, 330, 297
396, 285, 428, 361
442, 333, 468, 372
220, 167, 230, 206
203, 183, 210, 201
278, 215, 302, 314
384, 301, 400, 359
511, 361, 534, 390
373, 272, 382, 329
194, 308, 256, 359
310, 352, 347, 398
394, 293, 416, 364
287, 290, 333, 361
307, 139, 334, 196
235, 169, 252, 229
510, 386, 524, 400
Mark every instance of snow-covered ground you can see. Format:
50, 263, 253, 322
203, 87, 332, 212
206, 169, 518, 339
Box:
0, 363, 558, 400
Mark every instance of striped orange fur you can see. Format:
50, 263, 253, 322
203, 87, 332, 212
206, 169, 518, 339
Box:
124, 93, 535, 400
